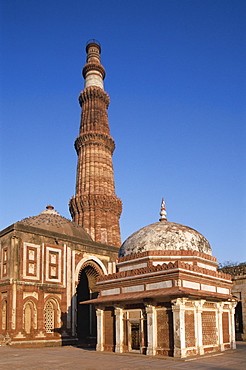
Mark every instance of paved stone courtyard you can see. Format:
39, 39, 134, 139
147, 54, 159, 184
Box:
0, 342, 246, 370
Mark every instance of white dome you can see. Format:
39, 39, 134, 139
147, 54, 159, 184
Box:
119, 221, 212, 257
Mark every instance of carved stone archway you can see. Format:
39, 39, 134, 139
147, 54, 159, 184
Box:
76, 260, 103, 345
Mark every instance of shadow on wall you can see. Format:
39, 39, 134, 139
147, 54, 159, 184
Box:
53, 265, 99, 347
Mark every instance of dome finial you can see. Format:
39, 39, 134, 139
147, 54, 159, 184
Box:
159, 198, 167, 221
40, 205, 60, 216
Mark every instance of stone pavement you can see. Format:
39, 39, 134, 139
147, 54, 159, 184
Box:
0, 342, 245, 370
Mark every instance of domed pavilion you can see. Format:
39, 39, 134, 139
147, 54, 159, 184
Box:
83, 199, 237, 358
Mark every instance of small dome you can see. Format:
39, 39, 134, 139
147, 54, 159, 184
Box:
18, 205, 92, 241
119, 221, 212, 257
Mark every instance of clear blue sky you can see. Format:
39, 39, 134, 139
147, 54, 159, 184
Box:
0, 0, 245, 265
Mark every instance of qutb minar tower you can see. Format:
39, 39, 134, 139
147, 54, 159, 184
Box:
69, 40, 122, 247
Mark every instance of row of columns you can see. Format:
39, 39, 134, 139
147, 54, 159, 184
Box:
96, 299, 237, 358
95, 305, 162, 355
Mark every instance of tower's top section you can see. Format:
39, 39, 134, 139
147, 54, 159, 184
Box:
82, 39, 106, 90
86, 39, 101, 57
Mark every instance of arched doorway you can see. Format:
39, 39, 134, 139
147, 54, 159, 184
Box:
2, 300, 7, 331
76, 261, 102, 346
235, 301, 243, 340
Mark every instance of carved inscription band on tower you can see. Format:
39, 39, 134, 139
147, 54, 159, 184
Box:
69, 41, 122, 248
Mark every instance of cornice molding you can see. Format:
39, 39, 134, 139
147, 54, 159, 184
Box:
74, 132, 115, 153
70, 194, 122, 218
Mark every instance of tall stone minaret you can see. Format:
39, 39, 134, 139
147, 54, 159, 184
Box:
69, 40, 122, 248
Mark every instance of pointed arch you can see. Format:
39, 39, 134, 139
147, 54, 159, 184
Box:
76, 259, 105, 344
44, 297, 61, 333
75, 255, 107, 281
2, 299, 7, 331
23, 300, 37, 334
78, 260, 103, 293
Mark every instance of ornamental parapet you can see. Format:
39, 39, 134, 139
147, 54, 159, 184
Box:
96, 260, 232, 282
79, 86, 110, 107
118, 250, 217, 263
74, 132, 115, 153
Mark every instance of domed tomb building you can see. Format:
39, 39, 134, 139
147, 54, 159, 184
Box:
0, 205, 118, 346
83, 200, 237, 358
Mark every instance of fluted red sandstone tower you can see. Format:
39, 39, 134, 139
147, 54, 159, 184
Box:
69, 40, 122, 247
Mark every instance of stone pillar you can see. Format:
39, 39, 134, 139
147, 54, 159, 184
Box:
71, 294, 77, 337
114, 307, 124, 353
66, 246, 72, 330
194, 300, 205, 355
96, 308, 104, 351
71, 251, 76, 337
141, 309, 147, 355
216, 302, 224, 351
172, 298, 187, 358
11, 280, 17, 330
145, 305, 157, 356
229, 301, 237, 349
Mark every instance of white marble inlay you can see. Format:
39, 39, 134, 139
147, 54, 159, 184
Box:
28, 263, 35, 274
201, 284, 216, 292
108, 262, 113, 274
122, 285, 144, 293
197, 262, 217, 271
183, 280, 200, 290
44, 293, 61, 300
146, 280, 172, 290
14, 332, 25, 338
50, 266, 57, 277
217, 287, 230, 295
23, 292, 39, 300
50, 253, 57, 264
36, 331, 46, 338
101, 288, 120, 296
119, 262, 148, 272
23, 243, 40, 280
28, 250, 35, 261
152, 260, 193, 266
45, 246, 62, 283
